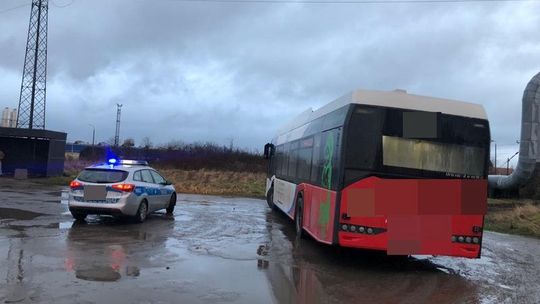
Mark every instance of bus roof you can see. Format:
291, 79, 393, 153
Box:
277, 89, 488, 136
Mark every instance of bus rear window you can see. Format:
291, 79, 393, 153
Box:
77, 169, 128, 183
382, 136, 485, 177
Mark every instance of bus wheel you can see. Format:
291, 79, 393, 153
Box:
295, 195, 305, 238
266, 185, 276, 210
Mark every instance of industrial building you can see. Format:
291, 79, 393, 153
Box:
1, 107, 17, 128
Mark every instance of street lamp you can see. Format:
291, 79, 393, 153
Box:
506, 151, 519, 175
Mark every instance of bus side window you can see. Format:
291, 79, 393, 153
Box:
282, 143, 290, 177
298, 137, 314, 181
311, 134, 322, 185
275, 145, 284, 176
288, 141, 299, 179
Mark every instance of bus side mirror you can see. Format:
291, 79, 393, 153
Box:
264, 143, 275, 159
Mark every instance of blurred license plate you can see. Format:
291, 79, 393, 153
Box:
84, 185, 107, 202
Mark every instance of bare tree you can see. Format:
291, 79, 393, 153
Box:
122, 138, 135, 148
163, 140, 185, 150
141, 137, 153, 149
105, 137, 116, 146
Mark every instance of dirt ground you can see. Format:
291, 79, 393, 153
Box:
0, 181, 539, 303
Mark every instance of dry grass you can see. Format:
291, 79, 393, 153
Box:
29, 160, 92, 187
46, 161, 267, 198
159, 169, 266, 198
486, 203, 540, 237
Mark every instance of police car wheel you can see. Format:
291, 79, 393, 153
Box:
166, 193, 176, 214
71, 211, 87, 221
135, 200, 148, 223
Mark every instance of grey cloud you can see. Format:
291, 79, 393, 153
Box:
1, 0, 540, 151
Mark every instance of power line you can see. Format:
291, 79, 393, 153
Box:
0, 2, 31, 14
51, 0, 75, 8
158, 0, 540, 4
0, 0, 73, 14
1, 0, 538, 12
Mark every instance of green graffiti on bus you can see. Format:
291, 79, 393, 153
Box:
319, 132, 334, 238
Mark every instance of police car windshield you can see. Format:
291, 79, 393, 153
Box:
78, 169, 128, 184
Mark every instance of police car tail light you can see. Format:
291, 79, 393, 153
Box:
70, 180, 82, 190
112, 183, 136, 192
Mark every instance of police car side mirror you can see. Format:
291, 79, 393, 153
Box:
161, 181, 173, 186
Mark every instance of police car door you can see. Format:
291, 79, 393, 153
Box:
149, 170, 169, 209
140, 169, 159, 212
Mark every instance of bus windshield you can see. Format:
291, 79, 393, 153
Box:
382, 136, 485, 177
344, 105, 490, 182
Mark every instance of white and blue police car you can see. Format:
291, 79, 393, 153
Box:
68, 159, 176, 223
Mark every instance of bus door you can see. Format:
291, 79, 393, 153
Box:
305, 128, 341, 243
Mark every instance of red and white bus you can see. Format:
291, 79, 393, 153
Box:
263, 89, 490, 258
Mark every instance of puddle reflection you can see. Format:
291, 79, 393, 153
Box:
260, 211, 483, 304
64, 216, 174, 282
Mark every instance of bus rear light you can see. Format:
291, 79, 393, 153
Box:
112, 184, 136, 192
340, 224, 385, 235
452, 235, 481, 244
70, 181, 82, 189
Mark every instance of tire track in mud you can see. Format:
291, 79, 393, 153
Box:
171, 195, 271, 261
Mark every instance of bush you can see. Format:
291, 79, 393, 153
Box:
79, 143, 266, 173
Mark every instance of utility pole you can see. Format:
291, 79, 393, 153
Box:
17, 0, 49, 129
88, 123, 95, 158
114, 104, 122, 147
88, 124, 95, 146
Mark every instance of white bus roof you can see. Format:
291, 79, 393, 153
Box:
278, 89, 488, 135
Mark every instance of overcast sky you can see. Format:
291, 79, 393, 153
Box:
1, 0, 539, 163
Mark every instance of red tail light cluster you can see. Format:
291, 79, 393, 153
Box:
70, 180, 83, 189
111, 184, 136, 192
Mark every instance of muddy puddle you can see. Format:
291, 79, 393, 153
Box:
0, 192, 538, 303
0, 208, 44, 220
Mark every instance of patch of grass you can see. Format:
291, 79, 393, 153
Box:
485, 203, 540, 237
159, 169, 266, 198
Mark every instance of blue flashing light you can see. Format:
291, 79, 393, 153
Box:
108, 158, 118, 165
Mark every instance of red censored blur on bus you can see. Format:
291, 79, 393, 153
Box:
339, 177, 486, 258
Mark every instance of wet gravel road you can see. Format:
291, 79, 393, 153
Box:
0, 184, 539, 303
